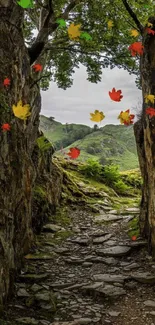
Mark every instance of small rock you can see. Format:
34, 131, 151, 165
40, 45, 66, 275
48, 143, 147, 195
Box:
35, 291, 51, 302
143, 300, 155, 307
43, 224, 62, 232
92, 274, 128, 284
69, 238, 89, 246
108, 311, 121, 317
83, 262, 93, 267
131, 273, 155, 284
30, 284, 43, 292
15, 317, 38, 324
93, 234, 112, 244
96, 246, 131, 257
19, 273, 49, 282
125, 207, 139, 213
78, 318, 92, 324
17, 288, 30, 297
96, 284, 126, 298
95, 214, 123, 222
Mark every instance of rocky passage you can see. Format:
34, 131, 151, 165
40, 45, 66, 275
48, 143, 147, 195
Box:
1, 201, 155, 325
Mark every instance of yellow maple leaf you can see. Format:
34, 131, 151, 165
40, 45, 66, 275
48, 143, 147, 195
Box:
130, 29, 139, 37
118, 110, 130, 124
107, 20, 113, 29
90, 110, 105, 123
145, 94, 155, 104
12, 100, 31, 120
147, 22, 153, 28
68, 23, 81, 40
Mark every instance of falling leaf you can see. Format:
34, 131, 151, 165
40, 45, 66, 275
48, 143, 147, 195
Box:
145, 107, 155, 117
146, 27, 155, 35
131, 235, 137, 241
3, 78, 10, 87
145, 94, 155, 104
107, 20, 113, 29
32, 64, 43, 72
68, 23, 81, 40
118, 109, 135, 125
12, 100, 31, 120
147, 22, 153, 28
80, 32, 92, 40
66, 147, 80, 159
130, 29, 139, 37
128, 42, 144, 56
1, 123, 11, 132
109, 88, 123, 102
17, 0, 34, 8
56, 19, 66, 27
90, 110, 105, 122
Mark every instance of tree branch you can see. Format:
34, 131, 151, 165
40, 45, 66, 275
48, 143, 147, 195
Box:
30, 73, 51, 88
27, 0, 85, 65
121, 0, 144, 34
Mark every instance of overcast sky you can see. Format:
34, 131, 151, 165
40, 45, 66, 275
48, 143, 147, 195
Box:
41, 64, 142, 127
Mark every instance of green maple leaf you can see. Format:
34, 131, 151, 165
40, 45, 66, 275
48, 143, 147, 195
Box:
80, 32, 92, 40
56, 19, 66, 28
17, 0, 34, 8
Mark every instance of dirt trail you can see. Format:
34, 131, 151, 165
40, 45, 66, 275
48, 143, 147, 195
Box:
1, 202, 155, 325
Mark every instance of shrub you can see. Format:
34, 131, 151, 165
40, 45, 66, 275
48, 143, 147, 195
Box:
113, 180, 131, 195
100, 164, 120, 185
79, 158, 102, 178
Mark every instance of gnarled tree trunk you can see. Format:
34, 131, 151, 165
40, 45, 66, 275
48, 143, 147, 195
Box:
0, 0, 41, 310
134, 17, 155, 257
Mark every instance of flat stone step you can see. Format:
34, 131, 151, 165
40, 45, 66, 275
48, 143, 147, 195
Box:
96, 245, 131, 257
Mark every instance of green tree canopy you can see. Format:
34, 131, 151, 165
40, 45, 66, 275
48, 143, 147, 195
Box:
23, 0, 154, 91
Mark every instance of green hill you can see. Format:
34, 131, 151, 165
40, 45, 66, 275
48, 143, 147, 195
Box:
39, 115, 139, 171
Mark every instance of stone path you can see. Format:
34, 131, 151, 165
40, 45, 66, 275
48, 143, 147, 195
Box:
2, 202, 155, 325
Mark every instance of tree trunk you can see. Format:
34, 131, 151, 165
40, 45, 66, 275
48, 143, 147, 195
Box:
0, 1, 41, 310
134, 18, 155, 257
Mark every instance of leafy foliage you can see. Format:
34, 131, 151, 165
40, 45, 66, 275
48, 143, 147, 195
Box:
36, 136, 53, 152
79, 158, 131, 195
22, 0, 155, 90
79, 158, 102, 178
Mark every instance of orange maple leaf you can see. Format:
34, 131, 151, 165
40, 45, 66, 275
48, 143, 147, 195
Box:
3, 78, 10, 86
1, 123, 11, 132
146, 27, 155, 35
128, 42, 144, 56
32, 64, 43, 72
109, 88, 123, 102
146, 107, 155, 117
66, 147, 80, 159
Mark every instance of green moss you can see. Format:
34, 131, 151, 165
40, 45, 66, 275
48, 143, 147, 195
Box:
128, 216, 140, 238
33, 185, 47, 198
49, 207, 71, 226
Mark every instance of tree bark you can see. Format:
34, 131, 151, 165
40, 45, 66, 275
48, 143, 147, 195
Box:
0, 0, 41, 310
134, 17, 155, 257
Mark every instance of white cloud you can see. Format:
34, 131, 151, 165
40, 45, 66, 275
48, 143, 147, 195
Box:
41, 64, 142, 126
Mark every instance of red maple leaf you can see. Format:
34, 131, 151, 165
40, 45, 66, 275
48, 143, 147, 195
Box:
66, 147, 80, 159
128, 42, 144, 56
109, 88, 123, 102
146, 107, 155, 117
32, 64, 43, 72
1, 123, 11, 132
3, 78, 10, 86
146, 27, 155, 35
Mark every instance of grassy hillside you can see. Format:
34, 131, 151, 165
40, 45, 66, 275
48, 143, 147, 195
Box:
39, 115, 139, 171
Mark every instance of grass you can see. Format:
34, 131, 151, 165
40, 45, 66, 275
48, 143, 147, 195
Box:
40, 116, 139, 171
